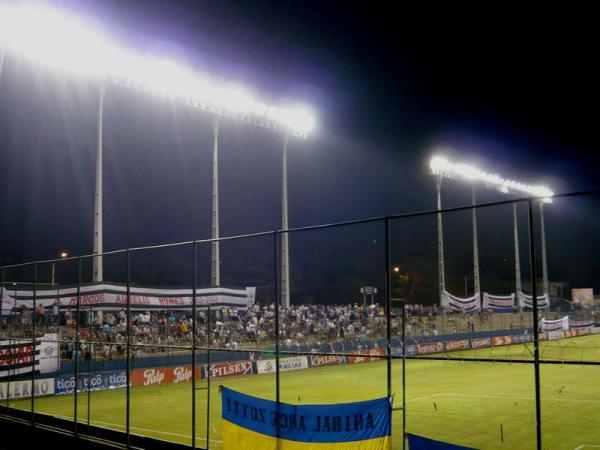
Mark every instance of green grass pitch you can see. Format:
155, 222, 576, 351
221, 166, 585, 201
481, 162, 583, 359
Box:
12, 334, 600, 449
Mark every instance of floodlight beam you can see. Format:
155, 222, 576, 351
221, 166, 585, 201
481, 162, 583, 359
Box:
0, 5, 315, 138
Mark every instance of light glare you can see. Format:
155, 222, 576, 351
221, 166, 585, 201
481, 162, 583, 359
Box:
0, 5, 315, 136
430, 155, 553, 199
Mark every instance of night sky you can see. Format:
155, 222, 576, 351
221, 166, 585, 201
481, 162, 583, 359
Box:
0, 1, 598, 301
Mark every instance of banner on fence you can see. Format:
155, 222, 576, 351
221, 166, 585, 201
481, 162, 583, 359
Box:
570, 319, 594, 329
221, 386, 391, 449
209, 361, 253, 378
256, 357, 309, 375
482, 293, 515, 311
416, 342, 444, 354
348, 348, 386, 364
106, 370, 128, 389
0, 377, 55, 400
445, 340, 470, 351
0, 283, 256, 313
131, 365, 201, 387
540, 316, 569, 332
0, 334, 59, 378
441, 291, 480, 313
518, 292, 549, 310
470, 337, 491, 349
492, 336, 514, 346
309, 355, 346, 367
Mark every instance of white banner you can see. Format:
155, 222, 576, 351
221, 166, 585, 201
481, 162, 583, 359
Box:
540, 316, 569, 332
0, 333, 59, 378
548, 330, 565, 340
1, 283, 255, 314
518, 292, 549, 310
482, 293, 515, 311
0, 377, 55, 400
256, 356, 308, 374
441, 291, 480, 313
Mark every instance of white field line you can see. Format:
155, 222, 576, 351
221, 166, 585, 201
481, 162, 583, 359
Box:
573, 446, 600, 450
53, 414, 222, 443
437, 393, 600, 403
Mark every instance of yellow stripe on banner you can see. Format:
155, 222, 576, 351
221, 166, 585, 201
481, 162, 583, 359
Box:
222, 420, 391, 450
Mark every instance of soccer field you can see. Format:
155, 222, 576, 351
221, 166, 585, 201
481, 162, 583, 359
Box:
12, 335, 600, 450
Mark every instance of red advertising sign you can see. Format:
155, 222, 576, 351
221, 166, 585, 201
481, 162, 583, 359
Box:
471, 337, 491, 349
348, 348, 386, 364
208, 361, 253, 378
492, 336, 514, 346
131, 365, 201, 387
445, 339, 470, 351
310, 355, 346, 367
416, 342, 444, 354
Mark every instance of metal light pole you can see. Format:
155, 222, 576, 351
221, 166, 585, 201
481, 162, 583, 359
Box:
92, 82, 105, 282
513, 202, 522, 295
472, 187, 480, 296
211, 117, 220, 287
539, 201, 549, 296
436, 175, 445, 304
281, 135, 290, 308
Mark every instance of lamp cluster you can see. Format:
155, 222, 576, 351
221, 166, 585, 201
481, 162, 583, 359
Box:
430, 156, 553, 200
0, 4, 315, 137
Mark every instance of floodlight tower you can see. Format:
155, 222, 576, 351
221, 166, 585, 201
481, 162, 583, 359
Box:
211, 117, 220, 287
471, 187, 480, 296
430, 155, 553, 302
435, 175, 446, 297
0, 5, 314, 298
93, 83, 105, 282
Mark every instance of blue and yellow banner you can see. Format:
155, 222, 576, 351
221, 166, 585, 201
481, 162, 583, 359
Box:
221, 387, 391, 449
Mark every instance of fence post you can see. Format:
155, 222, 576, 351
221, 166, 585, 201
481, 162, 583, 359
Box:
273, 230, 281, 445
74, 257, 81, 436
192, 242, 197, 449
206, 302, 211, 449
126, 250, 131, 448
384, 217, 393, 442
527, 198, 542, 450
31, 262, 37, 425
401, 297, 406, 450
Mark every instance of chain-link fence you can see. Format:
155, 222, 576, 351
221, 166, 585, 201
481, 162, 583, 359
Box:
1, 192, 599, 450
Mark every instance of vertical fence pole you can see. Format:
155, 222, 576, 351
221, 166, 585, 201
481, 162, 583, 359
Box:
87, 306, 92, 430
0, 268, 7, 409
401, 297, 406, 450
192, 242, 197, 449
0, 268, 3, 345
384, 218, 392, 426
206, 302, 211, 450
527, 199, 542, 450
126, 250, 131, 448
6, 282, 15, 412
0, 268, 6, 409
31, 262, 37, 425
74, 257, 81, 436
273, 230, 281, 446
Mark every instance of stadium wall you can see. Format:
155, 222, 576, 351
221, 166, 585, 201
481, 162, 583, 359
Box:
21, 326, 590, 398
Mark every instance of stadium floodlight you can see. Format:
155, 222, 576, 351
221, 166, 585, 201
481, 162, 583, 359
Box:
429, 154, 552, 304
0, 4, 316, 137
0, 4, 315, 295
429, 156, 553, 201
